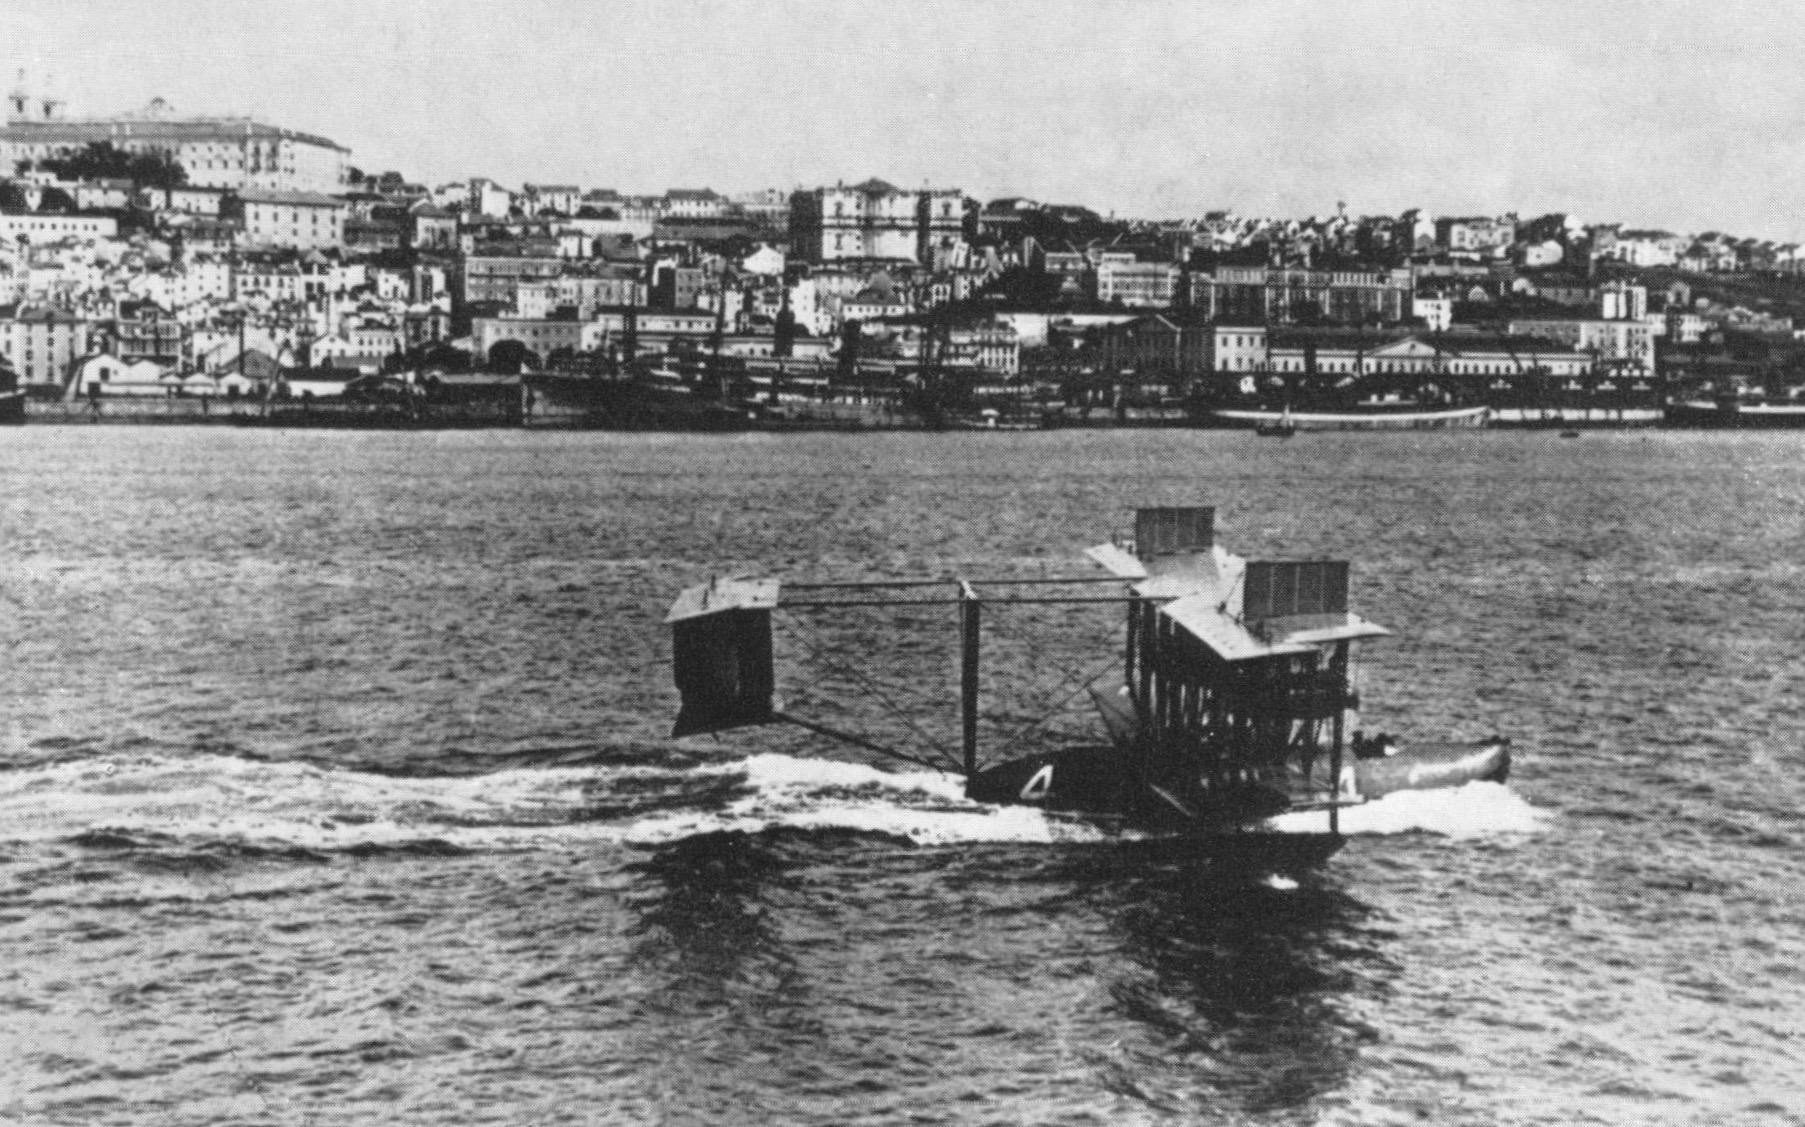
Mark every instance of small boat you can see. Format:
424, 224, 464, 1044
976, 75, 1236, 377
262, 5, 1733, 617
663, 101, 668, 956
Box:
1559, 428, 1581, 439
1254, 408, 1296, 438
664, 506, 1514, 863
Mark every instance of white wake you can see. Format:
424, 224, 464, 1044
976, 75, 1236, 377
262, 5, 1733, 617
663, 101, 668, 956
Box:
0, 752, 1543, 853
1266, 780, 1545, 838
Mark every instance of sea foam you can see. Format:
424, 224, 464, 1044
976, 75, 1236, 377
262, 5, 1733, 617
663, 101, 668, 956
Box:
0, 751, 1542, 854
1266, 779, 1546, 838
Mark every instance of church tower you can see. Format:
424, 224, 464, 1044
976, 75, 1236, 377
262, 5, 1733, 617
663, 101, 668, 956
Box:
6, 69, 29, 122
5, 68, 61, 122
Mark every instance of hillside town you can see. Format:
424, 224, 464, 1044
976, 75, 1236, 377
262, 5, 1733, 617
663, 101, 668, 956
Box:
5, 78, 1805, 428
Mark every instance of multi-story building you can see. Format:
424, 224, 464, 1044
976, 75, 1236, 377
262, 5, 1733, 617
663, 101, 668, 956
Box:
170, 217, 238, 257
1262, 330, 1592, 383
1187, 266, 1413, 325
523, 184, 580, 216
470, 316, 586, 364
956, 323, 1019, 376
459, 251, 564, 306
731, 189, 790, 226
310, 320, 404, 368
554, 270, 646, 318
790, 179, 965, 264
1099, 314, 1211, 379
652, 263, 709, 310
1607, 230, 1688, 268
132, 258, 234, 311
0, 305, 90, 388
408, 202, 459, 250
2, 90, 347, 192
1598, 281, 1648, 321
1212, 324, 1269, 375
473, 309, 722, 363
1095, 259, 1181, 308
1098, 317, 1276, 383
0, 213, 117, 243
72, 179, 133, 209
1413, 296, 1453, 331
108, 303, 184, 363
469, 179, 513, 219
917, 189, 965, 267
226, 190, 347, 250
663, 189, 727, 220
140, 186, 225, 216
233, 259, 332, 304
1435, 215, 1516, 255
1036, 247, 1093, 296
1508, 318, 1655, 372
515, 281, 558, 319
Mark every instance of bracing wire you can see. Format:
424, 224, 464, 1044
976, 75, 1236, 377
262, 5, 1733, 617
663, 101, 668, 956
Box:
980, 646, 1128, 768
972, 600, 1126, 734
772, 613, 962, 771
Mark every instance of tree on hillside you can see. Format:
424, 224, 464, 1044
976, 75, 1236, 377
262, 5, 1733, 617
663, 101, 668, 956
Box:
486, 340, 539, 374
37, 142, 186, 190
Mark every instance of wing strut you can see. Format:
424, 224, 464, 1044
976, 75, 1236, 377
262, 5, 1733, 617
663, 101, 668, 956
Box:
959, 580, 980, 779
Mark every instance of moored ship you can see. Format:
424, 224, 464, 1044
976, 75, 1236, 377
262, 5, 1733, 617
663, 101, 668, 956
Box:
1212, 403, 1489, 431
1664, 396, 1805, 428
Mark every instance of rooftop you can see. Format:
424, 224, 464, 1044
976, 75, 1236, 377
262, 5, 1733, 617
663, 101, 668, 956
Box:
237, 189, 346, 208
0, 115, 348, 153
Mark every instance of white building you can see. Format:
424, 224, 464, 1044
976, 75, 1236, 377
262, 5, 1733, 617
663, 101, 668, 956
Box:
789, 179, 966, 264
1413, 296, 1453, 332
1095, 260, 1180, 308
470, 179, 513, 219
0, 213, 118, 243
0, 305, 90, 387
229, 190, 347, 250
740, 244, 786, 276
523, 184, 580, 216
70, 353, 177, 397
1508, 318, 1655, 372
2, 91, 347, 192
663, 189, 726, 219
1608, 231, 1687, 268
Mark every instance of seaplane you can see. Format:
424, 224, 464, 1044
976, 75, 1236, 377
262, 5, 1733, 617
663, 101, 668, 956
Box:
666, 507, 1509, 863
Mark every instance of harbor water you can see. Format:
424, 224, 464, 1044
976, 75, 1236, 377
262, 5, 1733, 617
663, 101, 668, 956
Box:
2, 426, 1802, 1125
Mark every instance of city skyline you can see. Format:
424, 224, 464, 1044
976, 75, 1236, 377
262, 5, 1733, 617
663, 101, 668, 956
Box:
9, 0, 1805, 239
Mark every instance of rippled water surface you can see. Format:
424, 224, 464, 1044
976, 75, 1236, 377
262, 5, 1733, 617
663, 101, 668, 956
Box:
2, 426, 1803, 1125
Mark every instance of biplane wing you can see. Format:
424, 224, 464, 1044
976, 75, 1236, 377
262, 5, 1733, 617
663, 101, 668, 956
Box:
1160, 594, 1316, 662
1083, 542, 1146, 579
1156, 559, 1392, 661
